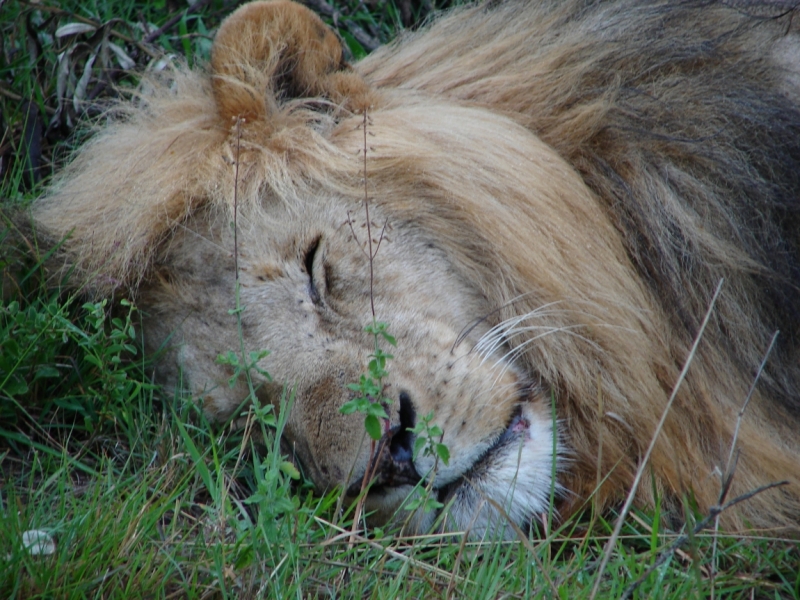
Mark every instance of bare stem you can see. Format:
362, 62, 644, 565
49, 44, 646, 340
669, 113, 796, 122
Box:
711, 328, 779, 598
233, 117, 242, 281
362, 110, 375, 318
589, 278, 724, 600
724, 330, 779, 479
621, 480, 789, 600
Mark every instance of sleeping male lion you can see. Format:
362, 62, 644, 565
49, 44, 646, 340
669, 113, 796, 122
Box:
33, 0, 800, 537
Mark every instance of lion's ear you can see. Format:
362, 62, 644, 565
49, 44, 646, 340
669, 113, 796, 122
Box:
211, 0, 373, 122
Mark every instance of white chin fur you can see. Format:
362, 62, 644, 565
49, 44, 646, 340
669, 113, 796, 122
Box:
369, 403, 561, 540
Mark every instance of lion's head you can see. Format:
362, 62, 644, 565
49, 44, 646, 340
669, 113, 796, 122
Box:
32, 0, 800, 536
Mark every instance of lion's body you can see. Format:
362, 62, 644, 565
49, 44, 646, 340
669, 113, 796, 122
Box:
33, 0, 800, 536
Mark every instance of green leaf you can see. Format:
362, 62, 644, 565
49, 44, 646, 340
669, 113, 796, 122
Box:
280, 461, 301, 480
405, 496, 422, 512
254, 403, 276, 426
3, 375, 28, 396
248, 349, 270, 363
413, 436, 427, 460
368, 359, 388, 379
367, 403, 389, 419
34, 365, 60, 380
173, 415, 215, 497
252, 365, 272, 379
84, 354, 103, 368
3, 339, 20, 355
364, 414, 382, 441
339, 399, 362, 415
436, 443, 450, 466
422, 498, 444, 513
216, 351, 239, 367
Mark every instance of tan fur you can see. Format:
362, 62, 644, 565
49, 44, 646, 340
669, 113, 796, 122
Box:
33, 0, 800, 534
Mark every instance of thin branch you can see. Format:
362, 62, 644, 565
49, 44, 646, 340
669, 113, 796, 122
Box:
233, 117, 242, 281
589, 279, 725, 600
0, 85, 56, 116
723, 330, 779, 479
621, 480, 789, 600
345, 210, 370, 259
362, 110, 375, 318
711, 329, 779, 599
372, 218, 390, 258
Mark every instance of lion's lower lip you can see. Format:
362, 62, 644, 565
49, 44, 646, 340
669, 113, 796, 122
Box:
433, 405, 530, 493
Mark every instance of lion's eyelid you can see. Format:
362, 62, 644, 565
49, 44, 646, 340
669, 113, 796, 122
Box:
303, 234, 324, 304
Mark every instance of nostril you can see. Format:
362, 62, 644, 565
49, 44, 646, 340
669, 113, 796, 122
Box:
389, 391, 416, 462
398, 391, 415, 428
360, 391, 421, 492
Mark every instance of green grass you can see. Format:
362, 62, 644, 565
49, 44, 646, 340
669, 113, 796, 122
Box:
2, 0, 799, 598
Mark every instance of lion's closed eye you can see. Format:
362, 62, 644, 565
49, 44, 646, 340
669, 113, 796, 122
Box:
302, 235, 324, 305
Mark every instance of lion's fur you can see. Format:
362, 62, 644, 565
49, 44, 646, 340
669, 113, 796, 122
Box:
32, 0, 800, 533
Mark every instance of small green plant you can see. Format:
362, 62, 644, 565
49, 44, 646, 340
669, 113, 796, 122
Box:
410, 410, 450, 467
1, 293, 149, 432
1, 298, 65, 402
404, 410, 450, 514
216, 347, 271, 390
339, 110, 395, 443
340, 321, 395, 441
339, 110, 450, 524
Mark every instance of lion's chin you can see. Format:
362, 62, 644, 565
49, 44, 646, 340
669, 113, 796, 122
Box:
362, 403, 561, 540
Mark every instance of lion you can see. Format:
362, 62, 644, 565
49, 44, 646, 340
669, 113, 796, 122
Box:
31, 0, 800, 538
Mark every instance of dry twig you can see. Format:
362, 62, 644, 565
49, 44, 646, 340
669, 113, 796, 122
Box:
589, 279, 725, 600
620, 480, 789, 600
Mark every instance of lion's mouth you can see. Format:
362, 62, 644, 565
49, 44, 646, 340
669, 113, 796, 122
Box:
338, 386, 558, 538
347, 402, 531, 501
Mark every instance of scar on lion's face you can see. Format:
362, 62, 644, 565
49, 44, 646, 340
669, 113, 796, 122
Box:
31, 0, 800, 537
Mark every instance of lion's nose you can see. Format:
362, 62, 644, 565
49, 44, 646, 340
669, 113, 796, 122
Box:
388, 391, 415, 463
373, 390, 420, 487
345, 391, 421, 495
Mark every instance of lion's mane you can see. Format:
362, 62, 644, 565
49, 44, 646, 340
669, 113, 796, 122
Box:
33, 0, 800, 530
